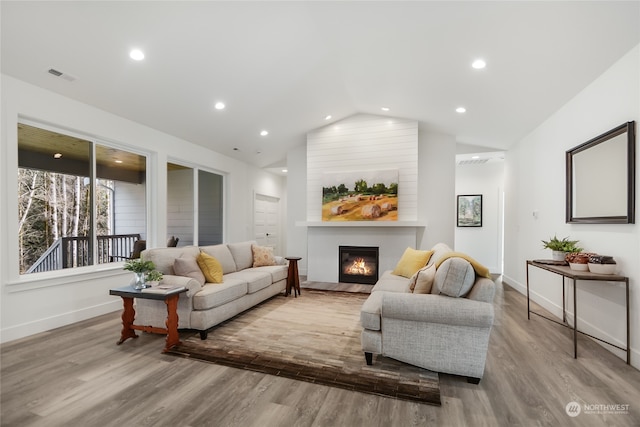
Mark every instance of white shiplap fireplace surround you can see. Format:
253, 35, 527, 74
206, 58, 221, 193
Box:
302, 114, 425, 283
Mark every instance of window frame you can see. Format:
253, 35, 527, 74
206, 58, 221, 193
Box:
13, 118, 151, 283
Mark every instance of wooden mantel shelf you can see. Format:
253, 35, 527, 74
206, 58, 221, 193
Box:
296, 221, 427, 228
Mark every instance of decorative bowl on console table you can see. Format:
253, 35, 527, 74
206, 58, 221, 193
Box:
565, 252, 592, 271
587, 255, 617, 274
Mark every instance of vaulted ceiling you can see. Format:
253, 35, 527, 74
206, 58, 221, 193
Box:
2, 1, 639, 170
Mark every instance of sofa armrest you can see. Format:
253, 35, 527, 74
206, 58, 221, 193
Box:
160, 274, 202, 297
381, 292, 494, 328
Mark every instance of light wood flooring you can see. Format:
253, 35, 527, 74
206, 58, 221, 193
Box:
2, 279, 640, 427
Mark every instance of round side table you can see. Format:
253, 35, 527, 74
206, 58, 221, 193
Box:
285, 256, 302, 297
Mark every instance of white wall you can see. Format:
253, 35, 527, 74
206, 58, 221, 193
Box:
286, 145, 308, 274
418, 127, 456, 248
503, 44, 640, 366
455, 160, 504, 273
0, 75, 286, 342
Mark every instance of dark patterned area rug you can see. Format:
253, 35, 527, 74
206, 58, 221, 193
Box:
168, 290, 441, 406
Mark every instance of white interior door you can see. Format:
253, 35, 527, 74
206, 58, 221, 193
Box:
254, 194, 280, 253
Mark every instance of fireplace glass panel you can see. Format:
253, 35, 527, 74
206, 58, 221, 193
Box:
339, 246, 379, 285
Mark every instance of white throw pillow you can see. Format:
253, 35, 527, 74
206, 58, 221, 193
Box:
413, 264, 436, 294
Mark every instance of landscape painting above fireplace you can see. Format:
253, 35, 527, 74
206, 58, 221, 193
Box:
322, 170, 398, 221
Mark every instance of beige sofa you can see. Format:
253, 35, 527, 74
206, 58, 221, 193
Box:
135, 241, 287, 339
360, 243, 496, 383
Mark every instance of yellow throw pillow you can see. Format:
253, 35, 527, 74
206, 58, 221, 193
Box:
392, 247, 434, 278
252, 244, 276, 267
196, 252, 223, 283
434, 251, 491, 279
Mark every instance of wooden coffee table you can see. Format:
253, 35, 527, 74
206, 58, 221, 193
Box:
109, 285, 187, 353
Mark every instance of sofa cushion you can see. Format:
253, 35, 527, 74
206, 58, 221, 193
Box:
432, 258, 475, 297
228, 241, 256, 271
252, 265, 288, 283
392, 247, 434, 278
141, 246, 200, 275
252, 244, 276, 267
225, 270, 272, 293
192, 280, 248, 310
428, 243, 453, 267
200, 244, 237, 274
413, 264, 436, 294
196, 252, 223, 283
371, 270, 411, 293
173, 256, 206, 286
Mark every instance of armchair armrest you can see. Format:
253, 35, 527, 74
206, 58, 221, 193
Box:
381, 292, 494, 328
160, 274, 203, 297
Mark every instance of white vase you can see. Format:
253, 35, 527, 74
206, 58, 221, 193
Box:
551, 251, 566, 262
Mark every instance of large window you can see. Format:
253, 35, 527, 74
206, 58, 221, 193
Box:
167, 162, 223, 246
18, 123, 147, 274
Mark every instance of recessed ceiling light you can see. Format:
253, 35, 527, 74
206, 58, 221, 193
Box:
472, 155, 480, 159
282, 169, 288, 173
214, 102, 225, 110
381, 107, 390, 112
129, 49, 145, 61
325, 115, 332, 120
260, 130, 269, 136
53, 153, 62, 159
456, 107, 467, 113
472, 59, 486, 69
115, 160, 123, 164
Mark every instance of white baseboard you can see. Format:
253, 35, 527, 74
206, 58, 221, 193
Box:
0, 300, 121, 344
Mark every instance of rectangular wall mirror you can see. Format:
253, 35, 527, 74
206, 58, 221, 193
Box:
566, 121, 635, 224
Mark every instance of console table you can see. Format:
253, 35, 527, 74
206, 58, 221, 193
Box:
110, 285, 187, 353
526, 260, 629, 364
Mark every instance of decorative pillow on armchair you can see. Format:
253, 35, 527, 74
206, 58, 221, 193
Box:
392, 247, 434, 278
411, 264, 436, 294
432, 257, 475, 297
252, 244, 276, 267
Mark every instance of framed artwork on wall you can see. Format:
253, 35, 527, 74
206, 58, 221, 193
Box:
321, 170, 399, 221
457, 194, 482, 227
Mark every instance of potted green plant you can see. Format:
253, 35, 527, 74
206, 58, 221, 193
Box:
541, 235, 582, 261
123, 259, 156, 289
145, 270, 164, 287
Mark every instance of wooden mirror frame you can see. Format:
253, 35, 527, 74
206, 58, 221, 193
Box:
566, 121, 635, 224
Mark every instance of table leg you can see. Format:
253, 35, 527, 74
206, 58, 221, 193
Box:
526, 263, 530, 320
626, 279, 630, 364
573, 278, 577, 359
117, 297, 138, 344
292, 261, 300, 297
163, 294, 181, 352
286, 259, 301, 297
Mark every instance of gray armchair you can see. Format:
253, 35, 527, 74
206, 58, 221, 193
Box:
360, 249, 496, 384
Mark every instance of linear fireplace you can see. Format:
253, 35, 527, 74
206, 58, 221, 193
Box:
339, 246, 379, 285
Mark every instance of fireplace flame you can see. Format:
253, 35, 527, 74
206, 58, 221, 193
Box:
345, 257, 373, 276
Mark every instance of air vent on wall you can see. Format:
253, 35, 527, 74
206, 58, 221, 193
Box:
457, 159, 490, 165
47, 68, 77, 82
